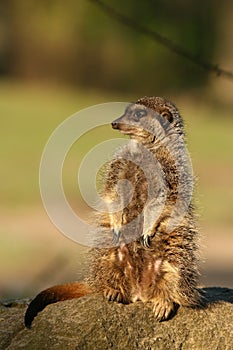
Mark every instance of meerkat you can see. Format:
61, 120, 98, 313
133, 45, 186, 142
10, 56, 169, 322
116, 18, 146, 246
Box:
25, 97, 200, 328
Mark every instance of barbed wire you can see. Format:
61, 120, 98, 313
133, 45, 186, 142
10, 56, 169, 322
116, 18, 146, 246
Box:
90, 0, 233, 82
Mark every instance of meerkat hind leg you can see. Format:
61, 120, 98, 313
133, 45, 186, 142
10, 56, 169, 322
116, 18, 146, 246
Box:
103, 245, 132, 304
104, 287, 129, 304
152, 298, 177, 321
150, 260, 180, 321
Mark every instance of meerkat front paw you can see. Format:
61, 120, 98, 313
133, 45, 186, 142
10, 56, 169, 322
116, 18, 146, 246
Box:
111, 228, 121, 244
141, 230, 155, 247
141, 233, 151, 248
152, 299, 177, 321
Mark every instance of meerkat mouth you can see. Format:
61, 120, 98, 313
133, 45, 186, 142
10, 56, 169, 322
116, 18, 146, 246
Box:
112, 121, 137, 135
112, 122, 156, 143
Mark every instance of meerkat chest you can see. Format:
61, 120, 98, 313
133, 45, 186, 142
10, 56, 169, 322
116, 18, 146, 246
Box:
107, 140, 166, 211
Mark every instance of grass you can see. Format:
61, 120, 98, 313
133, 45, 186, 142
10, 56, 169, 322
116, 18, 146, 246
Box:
0, 79, 233, 223
185, 104, 233, 225
1, 80, 232, 298
0, 80, 125, 206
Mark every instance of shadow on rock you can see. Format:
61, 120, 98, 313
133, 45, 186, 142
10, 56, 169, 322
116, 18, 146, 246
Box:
201, 287, 233, 305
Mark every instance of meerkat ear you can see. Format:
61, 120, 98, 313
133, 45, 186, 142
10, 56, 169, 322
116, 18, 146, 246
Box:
161, 111, 174, 123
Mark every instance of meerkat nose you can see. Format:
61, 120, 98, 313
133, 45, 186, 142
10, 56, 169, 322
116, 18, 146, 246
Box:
111, 121, 119, 129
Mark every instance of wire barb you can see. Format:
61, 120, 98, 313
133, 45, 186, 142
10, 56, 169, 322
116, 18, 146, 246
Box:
90, 0, 233, 82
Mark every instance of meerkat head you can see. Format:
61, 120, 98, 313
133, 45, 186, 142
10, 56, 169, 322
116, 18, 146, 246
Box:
112, 96, 184, 144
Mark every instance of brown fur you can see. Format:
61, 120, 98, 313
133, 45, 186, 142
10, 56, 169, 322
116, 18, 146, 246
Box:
25, 97, 200, 327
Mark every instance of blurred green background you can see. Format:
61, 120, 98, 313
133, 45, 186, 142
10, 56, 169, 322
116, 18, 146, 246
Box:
0, 0, 232, 299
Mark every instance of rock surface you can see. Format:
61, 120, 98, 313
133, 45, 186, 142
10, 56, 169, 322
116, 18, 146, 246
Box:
0, 287, 233, 350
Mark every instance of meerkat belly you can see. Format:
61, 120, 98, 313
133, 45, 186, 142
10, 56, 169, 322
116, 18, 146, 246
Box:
116, 245, 163, 302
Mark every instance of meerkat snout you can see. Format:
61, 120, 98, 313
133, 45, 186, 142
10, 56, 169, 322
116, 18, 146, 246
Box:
111, 114, 126, 130
111, 121, 119, 129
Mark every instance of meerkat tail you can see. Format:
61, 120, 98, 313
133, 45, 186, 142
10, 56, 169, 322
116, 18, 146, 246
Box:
24, 282, 93, 328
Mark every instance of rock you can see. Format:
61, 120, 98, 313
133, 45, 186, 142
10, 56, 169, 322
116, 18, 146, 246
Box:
0, 287, 233, 350
0, 299, 30, 350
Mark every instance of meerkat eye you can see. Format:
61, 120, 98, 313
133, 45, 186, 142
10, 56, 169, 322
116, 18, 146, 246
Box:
161, 110, 173, 123
134, 109, 147, 119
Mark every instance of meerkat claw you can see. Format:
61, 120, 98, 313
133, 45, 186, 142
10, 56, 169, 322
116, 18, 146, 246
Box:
152, 300, 176, 322
112, 229, 121, 244
141, 233, 151, 248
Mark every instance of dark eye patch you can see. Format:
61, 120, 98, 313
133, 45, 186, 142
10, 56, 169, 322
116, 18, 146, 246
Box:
134, 109, 147, 119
